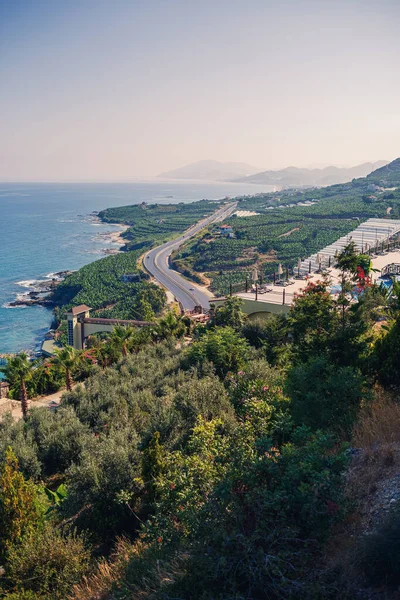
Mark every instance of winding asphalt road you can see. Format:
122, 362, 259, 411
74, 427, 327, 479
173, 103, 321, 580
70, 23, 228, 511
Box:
143, 202, 237, 311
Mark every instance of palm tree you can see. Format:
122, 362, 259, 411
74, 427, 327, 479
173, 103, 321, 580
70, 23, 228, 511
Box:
96, 343, 119, 370
154, 311, 186, 341
0, 353, 33, 417
109, 325, 136, 357
52, 346, 79, 391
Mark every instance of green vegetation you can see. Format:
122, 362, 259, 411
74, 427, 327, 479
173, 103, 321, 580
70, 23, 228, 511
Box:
99, 199, 222, 250
51, 249, 166, 322
1, 355, 35, 417
2, 246, 400, 597
174, 159, 400, 294
2, 162, 400, 597
49, 199, 223, 332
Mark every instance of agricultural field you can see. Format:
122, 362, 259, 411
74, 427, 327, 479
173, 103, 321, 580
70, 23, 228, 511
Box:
51, 249, 166, 322
99, 199, 223, 250
51, 199, 224, 321
175, 162, 400, 295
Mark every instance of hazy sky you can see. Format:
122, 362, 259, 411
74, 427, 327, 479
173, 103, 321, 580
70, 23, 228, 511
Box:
1, 0, 399, 181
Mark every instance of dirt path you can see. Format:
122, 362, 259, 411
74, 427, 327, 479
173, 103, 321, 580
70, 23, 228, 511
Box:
10, 386, 76, 421
278, 227, 300, 238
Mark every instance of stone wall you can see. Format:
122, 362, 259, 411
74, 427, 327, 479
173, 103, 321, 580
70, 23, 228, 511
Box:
0, 398, 17, 417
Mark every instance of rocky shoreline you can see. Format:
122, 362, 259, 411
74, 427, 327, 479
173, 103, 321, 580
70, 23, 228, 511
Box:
6, 215, 129, 310
7, 271, 74, 308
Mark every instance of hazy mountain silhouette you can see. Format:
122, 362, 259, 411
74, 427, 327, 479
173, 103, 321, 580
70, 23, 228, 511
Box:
158, 160, 260, 181
235, 161, 388, 187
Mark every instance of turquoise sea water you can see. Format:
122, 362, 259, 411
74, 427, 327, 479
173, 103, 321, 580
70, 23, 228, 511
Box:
0, 180, 267, 353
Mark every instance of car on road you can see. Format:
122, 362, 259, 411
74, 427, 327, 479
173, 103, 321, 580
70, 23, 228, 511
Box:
189, 287, 195, 291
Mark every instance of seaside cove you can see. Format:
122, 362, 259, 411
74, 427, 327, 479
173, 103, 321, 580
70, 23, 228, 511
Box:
0, 180, 266, 353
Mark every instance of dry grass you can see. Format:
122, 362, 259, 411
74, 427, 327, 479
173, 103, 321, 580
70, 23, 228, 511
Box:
347, 388, 400, 502
70, 536, 137, 600
353, 387, 400, 449
322, 389, 400, 597
70, 537, 190, 600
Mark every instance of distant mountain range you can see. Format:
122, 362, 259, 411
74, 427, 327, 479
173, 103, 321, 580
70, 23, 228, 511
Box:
234, 161, 389, 187
159, 159, 389, 188
158, 160, 260, 181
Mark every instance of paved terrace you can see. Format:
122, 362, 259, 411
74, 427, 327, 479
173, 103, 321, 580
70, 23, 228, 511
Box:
299, 218, 400, 275
232, 248, 400, 309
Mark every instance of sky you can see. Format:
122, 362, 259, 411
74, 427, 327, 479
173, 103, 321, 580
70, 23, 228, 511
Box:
0, 0, 399, 181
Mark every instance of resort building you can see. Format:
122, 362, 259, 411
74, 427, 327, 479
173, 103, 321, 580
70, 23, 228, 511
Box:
67, 305, 153, 350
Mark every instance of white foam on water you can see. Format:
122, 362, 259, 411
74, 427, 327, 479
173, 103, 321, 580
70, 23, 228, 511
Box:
15, 280, 39, 288
2, 303, 27, 309
15, 279, 50, 288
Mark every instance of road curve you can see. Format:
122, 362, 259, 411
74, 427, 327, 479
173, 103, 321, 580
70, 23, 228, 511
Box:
143, 202, 237, 311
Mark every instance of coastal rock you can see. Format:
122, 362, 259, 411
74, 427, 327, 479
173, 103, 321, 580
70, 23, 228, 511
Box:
8, 299, 55, 308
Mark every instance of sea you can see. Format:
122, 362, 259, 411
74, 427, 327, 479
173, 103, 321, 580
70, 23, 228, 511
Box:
0, 180, 269, 354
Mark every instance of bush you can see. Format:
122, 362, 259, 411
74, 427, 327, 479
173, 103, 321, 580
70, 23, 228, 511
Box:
0, 415, 41, 480
173, 375, 236, 433
24, 407, 91, 475
6, 526, 90, 599
286, 356, 364, 436
373, 316, 400, 388
241, 315, 287, 365
186, 327, 250, 377
0, 448, 43, 556
213, 296, 247, 330
3, 591, 43, 600
65, 427, 142, 540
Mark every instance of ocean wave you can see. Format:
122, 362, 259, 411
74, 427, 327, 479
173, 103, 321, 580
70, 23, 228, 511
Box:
2, 302, 27, 309
16, 278, 52, 289
84, 248, 120, 256
16, 279, 44, 288
45, 272, 68, 280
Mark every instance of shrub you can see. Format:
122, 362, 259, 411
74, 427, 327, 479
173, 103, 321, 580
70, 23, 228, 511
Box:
213, 296, 247, 330
286, 356, 364, 436
373, 316, 400, 387
3, 591, 43, 600
6, 526, 90, 599
0, 448, 43, 556
65, 427, 142, 540
173, 375, 236, 432
24, 407, 90, 475
186, 327, 250, 377
0, 415, 41, 480
241, 315, 288, 365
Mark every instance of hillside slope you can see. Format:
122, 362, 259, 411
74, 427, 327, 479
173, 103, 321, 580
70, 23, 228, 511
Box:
367, 158, 400, 185
236, 161, 388, 187
174, 157, 400, 295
